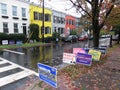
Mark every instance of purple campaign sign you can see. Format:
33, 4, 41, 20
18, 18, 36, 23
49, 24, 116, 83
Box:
76, 53, 92, 66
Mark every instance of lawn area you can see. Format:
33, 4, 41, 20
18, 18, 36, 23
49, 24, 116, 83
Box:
0, 42, 50, 49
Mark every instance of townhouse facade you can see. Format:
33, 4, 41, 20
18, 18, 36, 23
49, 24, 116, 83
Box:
30, 4, 52, 38
52, 10, 66, 34
0, 0, 81, 39
0, 0, 29, 35
65, 15, 76, 35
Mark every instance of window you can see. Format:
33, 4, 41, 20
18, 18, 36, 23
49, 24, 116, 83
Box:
54, 27, 56, 32
39, 13, 42, 20
57, 17, 60, 23
34, 12, 42, 20
53, 16, 57, 23
22, 8, 26, 17
45, 14, 51, 21
66, 20, 69, 24
14, 23, 18, 33
45, 27, 51, 34
58, 28, 61, 33
12, 6, 17, 16
61, 28, 64, 34
3, 22, 8, 33
1, 3, 7, 15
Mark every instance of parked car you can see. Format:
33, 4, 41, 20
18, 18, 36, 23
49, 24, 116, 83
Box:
62, 35, 78, 42
100, 34, 111, 38
78, 35, 88, 41
88, 35, 93, 40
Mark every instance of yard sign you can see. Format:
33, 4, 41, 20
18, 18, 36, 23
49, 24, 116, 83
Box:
63, 52, 76, 64
88, 49, 101, 61
38, 63, 57, 88
76, 53, 92, 66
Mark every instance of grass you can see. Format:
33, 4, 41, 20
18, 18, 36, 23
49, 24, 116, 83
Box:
0, 42, 49, 49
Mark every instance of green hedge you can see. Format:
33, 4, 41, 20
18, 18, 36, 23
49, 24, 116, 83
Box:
8, 34, 26, 42
0, 33, 26, 44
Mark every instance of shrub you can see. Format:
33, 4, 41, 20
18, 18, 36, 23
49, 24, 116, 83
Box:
52, 32, 60, 41
0, 33, 8, 40
29, 24, 39, 42
8, 34, 26, 43
44, 37, 52, 43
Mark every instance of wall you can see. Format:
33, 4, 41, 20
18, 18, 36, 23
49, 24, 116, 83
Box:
30, 4, 52, 38
52, 10, 66, 34
0, 0, 29, 34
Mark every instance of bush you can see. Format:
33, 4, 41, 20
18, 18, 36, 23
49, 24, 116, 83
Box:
70, 30, 77, 35
8, 34, 26, 43
44, 37, 52, 43
52, 32, 60, 41
0, 33, 8, 40
29, 24, 39, 41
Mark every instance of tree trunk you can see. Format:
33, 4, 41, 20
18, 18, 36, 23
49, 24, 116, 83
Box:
93, 28, 100, 48
117, 31, 120, 44
92, 0, 100, 48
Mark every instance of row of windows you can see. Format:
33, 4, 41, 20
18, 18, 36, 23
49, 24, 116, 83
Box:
54, 27, 64, 34
66, 19, 75, 25
3, 22, 19, 33
1, 3, 26, 17
53, 16, 65, 24
41, 27, 51, 34
34, 12, 51, 22
2, 22, 51, 34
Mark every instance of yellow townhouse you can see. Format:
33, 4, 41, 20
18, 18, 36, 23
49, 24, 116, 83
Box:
30, 4, 52, 38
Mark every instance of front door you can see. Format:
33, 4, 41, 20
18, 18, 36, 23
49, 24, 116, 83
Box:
23, 26, 27, 35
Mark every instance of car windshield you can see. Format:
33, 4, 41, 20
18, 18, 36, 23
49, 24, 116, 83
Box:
67, 36, 72, 38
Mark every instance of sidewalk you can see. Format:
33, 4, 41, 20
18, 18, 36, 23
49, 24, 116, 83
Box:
23, 44, 120, 90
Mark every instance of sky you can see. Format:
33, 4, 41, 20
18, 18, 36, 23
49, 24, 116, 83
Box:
30, 0, 81, 17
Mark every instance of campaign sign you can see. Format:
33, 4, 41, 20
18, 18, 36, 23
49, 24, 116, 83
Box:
29, 40, 33, 43
16, 41, 22, 45
88, 50, 101, 61
73, 48, 86, 55
38, 63, 57, 88
76, 53, 92, 66
94, 47, 107, 54
63, 53, 76, 64
9, 40, 15, 45
2, 40, 8, 45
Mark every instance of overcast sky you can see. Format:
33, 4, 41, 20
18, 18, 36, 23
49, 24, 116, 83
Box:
30, 0, 81, 17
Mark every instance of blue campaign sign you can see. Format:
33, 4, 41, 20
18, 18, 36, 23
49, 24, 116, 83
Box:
94, 47, 107, 54
76, 53, 92, 66
37, 63, 57, 88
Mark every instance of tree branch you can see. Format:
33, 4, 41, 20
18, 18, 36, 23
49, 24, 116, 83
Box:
69, 0, 92, 17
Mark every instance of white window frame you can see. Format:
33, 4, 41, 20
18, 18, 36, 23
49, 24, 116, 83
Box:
12, 6, 17, 16
3, 22, 8, 33
22, 8, 26, 17
14, 23, 18, 33
1, 3, 7, 15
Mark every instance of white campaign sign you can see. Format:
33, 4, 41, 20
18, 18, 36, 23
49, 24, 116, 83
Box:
63, 52, 76, 64
2, 40, 8, 45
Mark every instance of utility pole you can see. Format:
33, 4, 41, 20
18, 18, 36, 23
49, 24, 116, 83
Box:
42, 0, 44, 42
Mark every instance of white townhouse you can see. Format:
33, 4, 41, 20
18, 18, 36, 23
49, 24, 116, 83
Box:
0, 0, 30, 35
52, 10, 66, 34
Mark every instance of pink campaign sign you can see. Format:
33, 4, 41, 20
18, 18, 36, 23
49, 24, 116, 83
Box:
73, 48, 86, 55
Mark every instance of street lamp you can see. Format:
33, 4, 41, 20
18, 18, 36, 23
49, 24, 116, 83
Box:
42, 0, 44, 42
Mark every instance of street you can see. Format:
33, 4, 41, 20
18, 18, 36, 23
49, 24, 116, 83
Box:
0, 38, 111, 90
